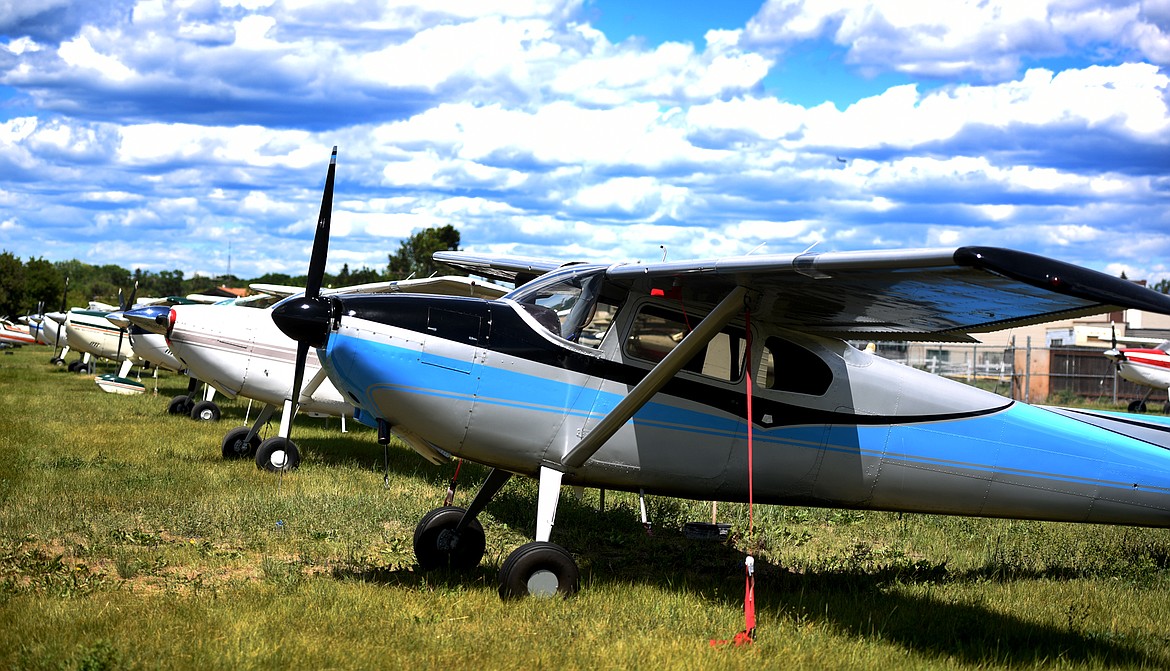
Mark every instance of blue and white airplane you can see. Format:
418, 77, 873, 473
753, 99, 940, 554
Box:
273, 149, 1170, 599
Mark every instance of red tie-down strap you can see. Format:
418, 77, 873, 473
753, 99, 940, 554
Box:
711, 303, 757, 647
710, 556, 756, 647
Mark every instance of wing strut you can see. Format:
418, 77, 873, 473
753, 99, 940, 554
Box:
561, 285, 749, 470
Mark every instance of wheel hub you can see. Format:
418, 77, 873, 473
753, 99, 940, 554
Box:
526, 570, 559, 597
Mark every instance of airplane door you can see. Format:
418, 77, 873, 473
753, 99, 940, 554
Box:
416, 306, 487, 450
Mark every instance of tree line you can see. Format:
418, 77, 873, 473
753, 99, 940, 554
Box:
0, 225, 463, 318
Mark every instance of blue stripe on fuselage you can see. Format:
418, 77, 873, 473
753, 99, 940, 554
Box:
326, 330, 1170, 497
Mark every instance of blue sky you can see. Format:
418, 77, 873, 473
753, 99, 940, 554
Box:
1, 0, 1168, 289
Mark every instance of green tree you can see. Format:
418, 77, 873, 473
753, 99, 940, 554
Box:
348, 266, 384, 285
23, 257, 64, 312
0, 251, 25, 317
387, 225, 463, 279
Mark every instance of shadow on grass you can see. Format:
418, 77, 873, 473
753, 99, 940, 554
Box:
332, 479, 1167, 668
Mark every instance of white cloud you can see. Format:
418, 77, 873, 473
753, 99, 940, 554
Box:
745, 0, 1170, 78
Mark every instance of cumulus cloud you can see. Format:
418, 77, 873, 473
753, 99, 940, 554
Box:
0, 0, 1167, 286
744, 0, 1170, 80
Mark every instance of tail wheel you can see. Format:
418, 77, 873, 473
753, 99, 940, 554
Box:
255, 436, 300, 472
413, 507, 485, 571
498, 541, 579, 599
221, 427, 261, 460
190, 400, 221, 422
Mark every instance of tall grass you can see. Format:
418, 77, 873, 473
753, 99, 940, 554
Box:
1, 344, 1168, 669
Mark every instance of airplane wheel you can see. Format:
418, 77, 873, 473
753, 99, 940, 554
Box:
1127, 400, 1148, 413
167, 395, 194, 415
221, 427, 260, 460
191, 400, 221, 422
76, 362, 92, 374
498, 541, 579, 599
50, 357, 65, 367
67, 360, 81, 372
256, 437, 300, 472
413, 507, 485, 571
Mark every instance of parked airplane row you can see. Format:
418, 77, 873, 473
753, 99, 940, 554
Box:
11, 148, 1170, 603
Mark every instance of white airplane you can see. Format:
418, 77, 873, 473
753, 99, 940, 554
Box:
125, 276, 508, 470
0, 318, 39, 347
273, 148, 1170, 600
1103, 331, 1170, 413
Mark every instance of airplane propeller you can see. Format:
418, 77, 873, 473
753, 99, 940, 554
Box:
265, 146, 339, 471
51, 276, 69, 364
1104, 323, 1128, 370
111, 282, 139, 372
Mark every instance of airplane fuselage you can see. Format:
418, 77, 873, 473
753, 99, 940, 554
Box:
168, 304, 351, 417
61, 309, 139, 362
320, 292, 1170, 529
1115, 347, 1170, 391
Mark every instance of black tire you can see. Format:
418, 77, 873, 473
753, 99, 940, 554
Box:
190, 400, 221, 422
413, 507, 486, 571
76, 362, 92, 374
167, 395, 194, 415
50, 357, 65, 367
221, 427, 260, 460
1128, 400, 1148, 413
498, 541, 579, 599
255, 436, 300, 472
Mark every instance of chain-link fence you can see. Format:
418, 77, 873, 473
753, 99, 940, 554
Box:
867, 339, 1168, 408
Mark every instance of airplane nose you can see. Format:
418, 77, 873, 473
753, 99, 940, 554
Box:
1103, 348, 1126, 363
272, 296, 335, 348
123, 306, 171, 335
45, 312, 67, 325
106, 311, 130, 329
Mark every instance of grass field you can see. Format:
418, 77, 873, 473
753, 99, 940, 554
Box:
2, 344, 1169, 670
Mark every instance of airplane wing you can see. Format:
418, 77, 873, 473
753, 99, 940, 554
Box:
434, 251, 570, 284
256, 277, 510, 300
593, 247, 1170, 341
248, 283, 304, 297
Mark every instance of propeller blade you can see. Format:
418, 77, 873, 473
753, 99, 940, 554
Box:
272, 146, 339, 448
53, 276, 68, 358
304, 146, 337, 300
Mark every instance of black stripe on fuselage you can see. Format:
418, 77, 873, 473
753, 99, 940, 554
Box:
336, 294, 1011, 428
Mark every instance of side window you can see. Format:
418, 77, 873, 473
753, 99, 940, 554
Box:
625, 305, 746, 382
755, 336, 833, 395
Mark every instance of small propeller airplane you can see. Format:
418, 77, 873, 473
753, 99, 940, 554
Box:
0, 317, 40, 347
270, 148, 1170, 599
1103, 329, 1170, 413
124, 277, 508, 470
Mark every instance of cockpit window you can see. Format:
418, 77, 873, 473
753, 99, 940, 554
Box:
509, 266, 612, 347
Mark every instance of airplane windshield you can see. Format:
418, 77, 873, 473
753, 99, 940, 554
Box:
508, 266, 610, 344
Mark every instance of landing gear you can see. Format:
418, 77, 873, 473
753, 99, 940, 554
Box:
50, 357, 65, 367
190, 400, 221, 422
168, 395, 195, 415
256, 436, 300, 471
221, 426, 261, 459
498, 541, 579, 599
413, 507, 486, 571
1128, 400, 1148, 413
408, 466, 582, 600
